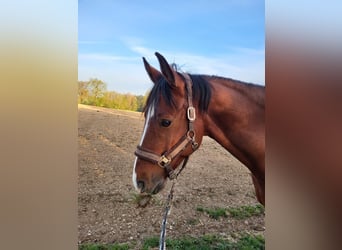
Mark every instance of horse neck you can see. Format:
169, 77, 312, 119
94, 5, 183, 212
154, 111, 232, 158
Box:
202, 77, 265, 178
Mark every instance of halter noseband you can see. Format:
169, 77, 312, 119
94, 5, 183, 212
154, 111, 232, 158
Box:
134, 73, 199, 179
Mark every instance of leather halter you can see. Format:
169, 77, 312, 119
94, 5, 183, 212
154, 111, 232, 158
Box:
134, 73, 199, 179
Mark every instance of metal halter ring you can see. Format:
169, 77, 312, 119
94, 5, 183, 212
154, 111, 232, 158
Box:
158, 155, 171, 167
187, 107, 196, 121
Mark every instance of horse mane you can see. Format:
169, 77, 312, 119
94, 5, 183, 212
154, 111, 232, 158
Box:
143, 65, 212, 114
208, 75, 265, 108
143, 66, 264, 115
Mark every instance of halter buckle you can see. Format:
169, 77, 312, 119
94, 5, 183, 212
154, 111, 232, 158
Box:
192, 141, 199, 150
168, 170, 177, 180
158, 155, 171, 167
187, 107, 196, 121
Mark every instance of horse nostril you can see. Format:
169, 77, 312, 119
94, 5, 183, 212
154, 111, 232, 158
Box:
137, 180, 145, 192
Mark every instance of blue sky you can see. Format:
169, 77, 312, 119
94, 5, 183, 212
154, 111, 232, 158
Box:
78, 0, 264, 95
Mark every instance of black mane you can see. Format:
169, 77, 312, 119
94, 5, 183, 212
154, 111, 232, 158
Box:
143, 72, 212, 114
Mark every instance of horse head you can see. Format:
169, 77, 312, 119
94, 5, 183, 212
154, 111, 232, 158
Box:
132, 52, 205, 195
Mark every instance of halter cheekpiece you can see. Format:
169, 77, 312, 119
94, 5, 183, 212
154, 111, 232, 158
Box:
134, 73, 199, 179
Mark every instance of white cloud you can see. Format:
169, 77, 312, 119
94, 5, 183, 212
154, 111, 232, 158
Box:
78, 44, 264, 95
79, 53, 139, 62
130, 46, 155, 58
126, 45, 265, 85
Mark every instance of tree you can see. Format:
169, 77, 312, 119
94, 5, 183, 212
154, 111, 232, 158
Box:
78, 81, 90, 104
136, 95, 145, 112
78, 78, 147, 112
87, 78, 107, 105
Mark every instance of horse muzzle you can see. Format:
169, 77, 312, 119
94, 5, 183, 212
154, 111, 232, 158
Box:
136, 178, 166, 195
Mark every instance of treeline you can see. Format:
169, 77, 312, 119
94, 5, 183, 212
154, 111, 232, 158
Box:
78, 78, 148, 112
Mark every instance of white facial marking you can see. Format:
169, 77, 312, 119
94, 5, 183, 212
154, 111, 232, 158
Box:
132, 157, 138, 190
132, 105, 155, 190
139, 106, 154, 146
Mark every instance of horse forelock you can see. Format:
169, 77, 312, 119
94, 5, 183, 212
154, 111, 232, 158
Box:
143, 72, 212, 115
143, 77, 175, 116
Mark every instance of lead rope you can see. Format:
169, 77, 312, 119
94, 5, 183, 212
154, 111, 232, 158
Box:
159, 74, 194, 249
159, 181, 175, 250
159, 157, 188, 250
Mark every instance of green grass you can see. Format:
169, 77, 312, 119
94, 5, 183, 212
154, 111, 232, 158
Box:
129, 192, 163, 207
79, 234, 264, 250
236, 235, 265, 249
142, 234, 265, 250
196, 204, 264, 220
227, 205, 264, 219
196, 207, 228, 219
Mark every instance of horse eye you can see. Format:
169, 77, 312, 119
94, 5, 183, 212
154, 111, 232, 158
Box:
160, 119, 172, 127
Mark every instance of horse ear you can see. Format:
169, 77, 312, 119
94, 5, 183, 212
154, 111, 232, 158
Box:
155, 52, 178, 88
143, 57, 162, 84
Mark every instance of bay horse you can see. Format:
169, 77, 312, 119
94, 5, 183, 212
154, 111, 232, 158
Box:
133, 52, 265, 205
